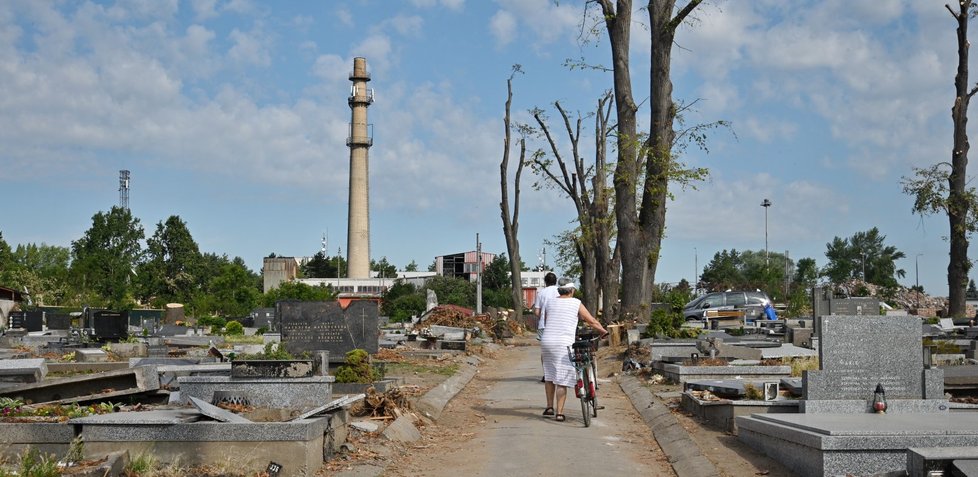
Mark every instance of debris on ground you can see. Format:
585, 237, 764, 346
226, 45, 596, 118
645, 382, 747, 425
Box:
350, 386, 412, 419
421, 307, 525, 340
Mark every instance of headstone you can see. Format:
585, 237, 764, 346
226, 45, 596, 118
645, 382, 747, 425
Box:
46, 314, 71, 330
804, 315, 943, 404
277, 300, 379, 360
15, 311, 43, 332
92, 310, 128, 341
426, 290, 438, 312
737, 314, 961, 477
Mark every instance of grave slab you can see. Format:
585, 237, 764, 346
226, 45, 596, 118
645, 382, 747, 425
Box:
277, 300, 379, 361
0, 358, 47, 383
177, 375, 333, 409
189, 396, 252, 423
74, 348, 108, 362
382, 414, 421, 442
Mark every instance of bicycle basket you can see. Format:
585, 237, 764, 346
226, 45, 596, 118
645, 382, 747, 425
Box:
572, 338, 599, 353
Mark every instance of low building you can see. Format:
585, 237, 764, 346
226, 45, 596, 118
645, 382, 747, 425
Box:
435, 251, 495, 281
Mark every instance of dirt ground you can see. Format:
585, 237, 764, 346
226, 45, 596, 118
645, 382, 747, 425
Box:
323, 338, 793, 476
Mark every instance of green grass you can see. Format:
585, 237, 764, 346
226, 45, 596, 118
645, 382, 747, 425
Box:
786, 356, 819, 377
385, 362, 460, 377
223, 335, 264, 345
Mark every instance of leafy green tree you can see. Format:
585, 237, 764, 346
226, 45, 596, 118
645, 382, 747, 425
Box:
302, 251, 334, 278
422, 275, 475, 308
386, 294, 426, 322
967, 279, 977, 300
371, 257, 396, 279
70, 207, 144, 308
0, 232, 13, 271
404, 260, 419, 272
14, 243, 71, 306
262, 281, 335, 306
482, 254, 511, 291
793, 258, 819, 287
822, 228, 906, 287
203, 260, 261, 317
698, 249, 795, 302
136, 216, 202, 307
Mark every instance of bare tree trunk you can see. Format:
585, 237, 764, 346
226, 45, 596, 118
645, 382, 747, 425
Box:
531, 95, 615, 316
500, 70, 525, 312
593, 94, 621, 323
599, 0, 701, 320
947, 1, 976, 318
598, 0, 644, 320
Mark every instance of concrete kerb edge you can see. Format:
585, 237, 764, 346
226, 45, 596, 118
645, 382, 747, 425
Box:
413, 357, 481, 422
619, 375, 720, 477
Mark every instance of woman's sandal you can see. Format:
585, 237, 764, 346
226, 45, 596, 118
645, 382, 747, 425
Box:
542, 407, 555, 416
555, 414, 566, 422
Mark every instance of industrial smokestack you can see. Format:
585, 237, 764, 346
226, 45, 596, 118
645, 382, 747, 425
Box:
346, 57, 373, 278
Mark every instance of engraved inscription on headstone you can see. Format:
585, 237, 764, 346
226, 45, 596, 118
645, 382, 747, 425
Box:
277, 300, 379, 360
805, 315, 932, 400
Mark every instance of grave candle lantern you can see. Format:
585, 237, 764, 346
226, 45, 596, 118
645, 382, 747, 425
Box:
872, 383, 887, 414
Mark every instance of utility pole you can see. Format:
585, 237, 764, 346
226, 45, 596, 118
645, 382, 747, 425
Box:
761, 199, 772, 267
476, 233, 483, 314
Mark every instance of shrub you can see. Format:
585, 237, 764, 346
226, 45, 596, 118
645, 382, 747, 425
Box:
223, 320, 244, 336
743, 383, 763, 400
642, 308, 691, 339
334, 349, 376, 383
197, 316, 226, 328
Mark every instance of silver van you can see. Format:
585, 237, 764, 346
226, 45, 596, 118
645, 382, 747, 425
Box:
683, 290, 772, 321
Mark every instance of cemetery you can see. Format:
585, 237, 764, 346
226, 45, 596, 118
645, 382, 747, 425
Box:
0, 298, 489, 477
6, 282, 978, 475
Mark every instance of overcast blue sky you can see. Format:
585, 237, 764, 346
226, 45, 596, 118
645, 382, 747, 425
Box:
0, 0, 966, 295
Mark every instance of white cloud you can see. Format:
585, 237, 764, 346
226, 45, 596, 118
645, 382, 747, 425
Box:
742, 116, 797, 143
335, 7, 353, 27
228, 28, 270, 67
352, 35, 394, 74
489, 10, 517, 48
191, 0, 220, 21
409, 0, 464, 10
312, 54, 349, 84
491, 0, 581, 49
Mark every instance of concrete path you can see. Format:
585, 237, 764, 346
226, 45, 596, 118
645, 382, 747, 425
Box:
386, 343, 674, 476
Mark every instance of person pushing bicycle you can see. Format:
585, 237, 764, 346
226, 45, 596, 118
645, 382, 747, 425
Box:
539, 278, 607, 422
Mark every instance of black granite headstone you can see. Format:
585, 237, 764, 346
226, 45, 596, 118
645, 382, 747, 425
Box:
8, 312, 26, 330
93, 310, 128, 341
46, 314, 71, 330
277, 300, 379, 360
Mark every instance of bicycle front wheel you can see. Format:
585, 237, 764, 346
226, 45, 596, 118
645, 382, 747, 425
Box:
581, 366, 593, 427
588, 364, 598, 417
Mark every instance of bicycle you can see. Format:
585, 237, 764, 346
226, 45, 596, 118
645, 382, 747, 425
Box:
569, 333, 600, 427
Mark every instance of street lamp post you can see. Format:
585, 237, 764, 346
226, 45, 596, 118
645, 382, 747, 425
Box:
916, 253, 923, 306
761, 199, 772, 266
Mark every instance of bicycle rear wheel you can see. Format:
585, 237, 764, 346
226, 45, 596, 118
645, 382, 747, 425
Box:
581, 365, 593, 427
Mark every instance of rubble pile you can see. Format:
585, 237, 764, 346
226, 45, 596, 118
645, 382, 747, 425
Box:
422, 307, 524, 339
829, 279, 947, 311
350, 386, 412, 419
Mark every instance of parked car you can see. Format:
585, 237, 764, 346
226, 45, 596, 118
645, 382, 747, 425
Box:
683, 290, 772, 321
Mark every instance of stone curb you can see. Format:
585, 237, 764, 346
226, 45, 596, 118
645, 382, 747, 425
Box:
619, 375, 720, 477
413, 356, 481, 421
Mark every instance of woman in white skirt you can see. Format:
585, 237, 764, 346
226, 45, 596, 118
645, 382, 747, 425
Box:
540, 278, 607, 422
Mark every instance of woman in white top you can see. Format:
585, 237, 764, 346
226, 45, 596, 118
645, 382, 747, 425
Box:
540, 279, 607, 422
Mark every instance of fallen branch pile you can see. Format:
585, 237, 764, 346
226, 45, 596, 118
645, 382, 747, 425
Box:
350, 386, 412, 419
